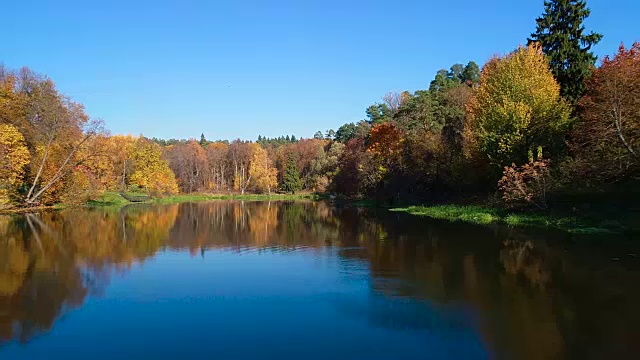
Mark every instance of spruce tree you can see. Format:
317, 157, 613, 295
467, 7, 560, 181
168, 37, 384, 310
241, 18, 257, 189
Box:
528, 0, 602, 104
282, 155, 302, 194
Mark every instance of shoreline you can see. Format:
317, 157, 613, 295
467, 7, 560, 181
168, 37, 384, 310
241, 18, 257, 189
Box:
0, 192, 318, 215
3, 194, 635, 236
389, 204, 632, 235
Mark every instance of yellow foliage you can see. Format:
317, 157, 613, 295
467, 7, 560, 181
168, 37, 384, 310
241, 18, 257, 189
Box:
0, 124, 31, 205
467, 44, 571, 166
129, 138, 179, 195
249, 145, 278, 193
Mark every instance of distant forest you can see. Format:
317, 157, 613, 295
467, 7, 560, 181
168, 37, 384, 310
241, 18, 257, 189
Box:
0, 0, 638, 212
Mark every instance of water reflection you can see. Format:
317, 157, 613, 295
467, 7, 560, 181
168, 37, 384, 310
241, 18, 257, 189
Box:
0, 201, 639, 359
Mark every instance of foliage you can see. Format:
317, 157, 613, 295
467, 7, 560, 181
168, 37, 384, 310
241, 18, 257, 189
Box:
569, 42, 640, 183
366, 122, 403, 159
249, 145, 278, 193
335, 123, 356, 143
0, 1, 634, 214
498, 155, 553, 210
529, 0, 602, 103
257, 134, 298, 147
0, 124, 30, 205
282, 154, 302, 194
129, 138, 179, 195
467, 44, 571, 169
309, 141, 344, 192
165, 140, 207, 192
60, 165, 101, 206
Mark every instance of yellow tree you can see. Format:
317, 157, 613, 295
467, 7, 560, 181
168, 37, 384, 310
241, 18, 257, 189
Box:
129, 137, 179, 195
0, 124, 31, 207
467, 44, 571, 168
206, 142, 229, 191
0, 73, 26, 128
249, 144, 277, 194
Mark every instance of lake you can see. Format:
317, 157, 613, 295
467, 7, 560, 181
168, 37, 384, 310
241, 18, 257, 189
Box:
0, 201, 638, 359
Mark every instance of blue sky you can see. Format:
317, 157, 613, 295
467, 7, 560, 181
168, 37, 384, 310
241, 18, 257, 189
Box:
2, 0, 638, 140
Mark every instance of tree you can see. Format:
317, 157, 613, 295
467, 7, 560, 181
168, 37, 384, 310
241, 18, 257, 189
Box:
365, 103, 392, 124
0, 71, 26, 129
367, 123, 403, 159
441, 85, 473, 160
570, 42, 640, 181
325, 129, 335, 140
16, 70, 106, 205
129, 137, 179, 195
249, 145, 277, 194
335, 123, 357, 143
206, 142, 229, 191
199, 133, 207, 146
282, 154, 302, 194
528, 0, 603, 103
165, 140, 207, 192
227, 140, 253, 193
461, 61, 481, 85
313, 131, 324, 140
310, 141, 344, 192
467, 44, 571, 169
0, 124, 30, 207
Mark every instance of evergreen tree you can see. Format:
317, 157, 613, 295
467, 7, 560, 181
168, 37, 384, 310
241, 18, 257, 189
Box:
335, 123, 356, 143
461, 61, 481, 85
528, 0, 602, 103
199, 133, 207, 146
291, 135, 297, 142
282, 155, 302, 193
325, 129, 335, 140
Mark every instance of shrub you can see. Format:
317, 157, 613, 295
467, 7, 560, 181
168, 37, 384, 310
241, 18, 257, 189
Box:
498, 155, 552, 210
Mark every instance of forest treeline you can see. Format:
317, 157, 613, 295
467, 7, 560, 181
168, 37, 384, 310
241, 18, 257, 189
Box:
0, 0, 638, 210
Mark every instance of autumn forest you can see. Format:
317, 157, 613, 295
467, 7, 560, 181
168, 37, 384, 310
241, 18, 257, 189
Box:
1, 0, 638, 215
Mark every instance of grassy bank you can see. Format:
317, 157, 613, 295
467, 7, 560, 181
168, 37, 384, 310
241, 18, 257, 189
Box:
390, 205, 629, 234
87, 191, 318, 207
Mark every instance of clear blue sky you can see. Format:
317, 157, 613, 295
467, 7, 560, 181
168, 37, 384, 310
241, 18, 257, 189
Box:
2, 0, 638, 140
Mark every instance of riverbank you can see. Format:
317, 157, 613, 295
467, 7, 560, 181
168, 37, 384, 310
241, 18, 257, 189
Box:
390, 204, 634, 234
87, 191, 318, 207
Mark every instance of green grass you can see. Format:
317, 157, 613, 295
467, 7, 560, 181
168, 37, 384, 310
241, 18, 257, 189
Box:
391, 205, 501, 225
390, 204, 623, 234
153, 193, 318, 204
88, 191, 318, 207
87, 192, 132, 207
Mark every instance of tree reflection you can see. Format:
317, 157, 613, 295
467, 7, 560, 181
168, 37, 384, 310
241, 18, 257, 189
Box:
0, 201, 638, 358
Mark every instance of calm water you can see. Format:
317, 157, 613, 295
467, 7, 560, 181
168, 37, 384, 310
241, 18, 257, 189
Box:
0, 201, 638, 359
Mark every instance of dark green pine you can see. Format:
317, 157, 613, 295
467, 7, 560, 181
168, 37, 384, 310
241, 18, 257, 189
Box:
528, 0, 603, 104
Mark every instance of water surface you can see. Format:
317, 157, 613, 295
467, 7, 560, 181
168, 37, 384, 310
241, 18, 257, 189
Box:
0, 201, 638, 359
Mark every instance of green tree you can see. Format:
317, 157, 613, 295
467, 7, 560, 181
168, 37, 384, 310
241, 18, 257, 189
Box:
282, 155, 302, 193
199, 133, 207, 146
335, 123, 356, 143
461, 61, 481, 85
365, 103, 391, 125
528, 0, 603, 103
325, 129, 335, 140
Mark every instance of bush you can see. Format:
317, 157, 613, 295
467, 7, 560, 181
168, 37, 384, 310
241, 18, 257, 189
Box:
498, 157, 552, 210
